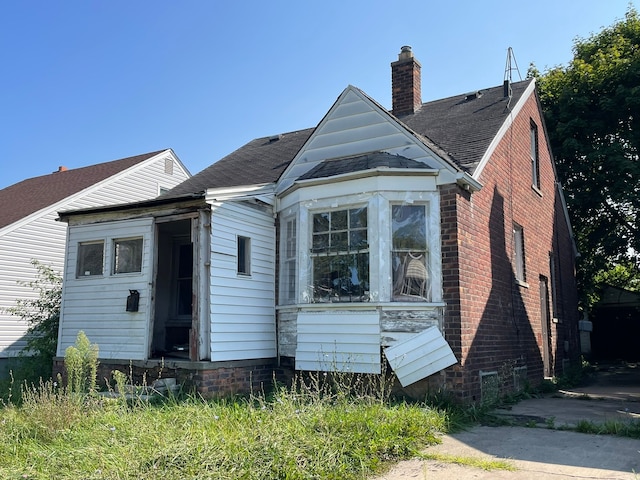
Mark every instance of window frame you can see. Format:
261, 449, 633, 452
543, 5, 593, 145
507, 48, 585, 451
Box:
391, 203, 431, 302
76, 240, 105, 278
513, 223, 527, 284
310, 206, 369, 303
112, 237, 144, 275
530, 119, 541, 190
237, 235, 251, 276
280, 215, 298, 304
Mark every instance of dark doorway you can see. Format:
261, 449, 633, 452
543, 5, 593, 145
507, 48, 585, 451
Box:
540, 276, 553, 377
152, 219, 193, 359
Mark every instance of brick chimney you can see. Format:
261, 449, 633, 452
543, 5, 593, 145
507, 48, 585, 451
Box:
391, 45, 422, 116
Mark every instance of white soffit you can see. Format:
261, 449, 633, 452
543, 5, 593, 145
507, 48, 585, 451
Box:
384, 326, 457, 387
295, 311, 381, 374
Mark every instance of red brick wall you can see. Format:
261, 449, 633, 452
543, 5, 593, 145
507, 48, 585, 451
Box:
440, 90, 579, 401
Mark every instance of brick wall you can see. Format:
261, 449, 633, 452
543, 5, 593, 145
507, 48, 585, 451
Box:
439, 91, 579, 402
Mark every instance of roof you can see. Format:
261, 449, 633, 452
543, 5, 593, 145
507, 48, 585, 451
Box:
166, 80, 533, 197
0, 150, 167, 230
297, 152, 433, 181
167, 129, 314, 196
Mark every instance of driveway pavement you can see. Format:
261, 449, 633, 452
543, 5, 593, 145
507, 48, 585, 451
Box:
373, 363, 640, 479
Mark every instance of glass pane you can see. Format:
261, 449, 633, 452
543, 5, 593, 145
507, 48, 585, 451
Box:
331, 231, 348, 250
312, 233, 329, 252
350, 230, 368, 249
331, 210, 348, 230
392, 205, 426, 250
77, 242, 103, 277
114, 238, 143, 274
313, 213, 330, 233
392, 251, 430, 301
349, 207, 367, 228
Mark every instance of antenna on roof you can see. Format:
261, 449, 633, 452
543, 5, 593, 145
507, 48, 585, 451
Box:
503, 47, 522, 105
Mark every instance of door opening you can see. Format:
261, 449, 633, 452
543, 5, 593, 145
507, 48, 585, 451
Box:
152, 219, 194, 359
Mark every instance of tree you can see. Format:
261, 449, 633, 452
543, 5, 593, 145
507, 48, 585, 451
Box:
6, 260, 62, 381
534, 8, 640, 306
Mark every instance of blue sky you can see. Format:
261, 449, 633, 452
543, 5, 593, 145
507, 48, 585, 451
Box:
0, 1, 636, 189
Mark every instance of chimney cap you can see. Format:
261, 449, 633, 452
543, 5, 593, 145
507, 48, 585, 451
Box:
398, 45, 414, 61
55, 166, 68, 173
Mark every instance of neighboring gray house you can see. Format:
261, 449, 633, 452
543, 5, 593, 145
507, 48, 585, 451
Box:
0, 149, 190, 372
55, 48, 579, 401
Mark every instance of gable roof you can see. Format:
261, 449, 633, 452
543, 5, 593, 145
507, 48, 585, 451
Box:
0, 150, 167, 230
168, 79, 533, 196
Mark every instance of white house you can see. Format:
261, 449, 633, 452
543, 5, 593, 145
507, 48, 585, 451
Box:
55, 48, 579, 401
0, 149, 190, 373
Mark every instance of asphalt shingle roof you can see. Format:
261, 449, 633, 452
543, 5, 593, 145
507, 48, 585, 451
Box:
166, 79, 533, 196
0, 150, 166, 230
298, 151, 433, 181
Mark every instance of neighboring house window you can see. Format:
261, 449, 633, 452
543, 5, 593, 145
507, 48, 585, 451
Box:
282, 217, 297, 304
113, 238, 143, 274
311, 207, 369, 302
158, 186, 170, 195
237, 236, 251, 275
513, 223, 526, 283
391, 204, 430, 301
76, 241, 104, 277
530, 120, 540, 189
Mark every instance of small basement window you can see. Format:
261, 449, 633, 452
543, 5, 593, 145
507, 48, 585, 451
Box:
237, 236, 251, 275
76, 241, 104, 277
113, 238, 143, 274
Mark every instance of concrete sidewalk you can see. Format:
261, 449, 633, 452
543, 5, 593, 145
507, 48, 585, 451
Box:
374, 364, 640, 479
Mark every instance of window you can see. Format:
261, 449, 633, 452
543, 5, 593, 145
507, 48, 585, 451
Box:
237, 236, 251, 275
391, 204, 430, 301
311, 207, 369, 302
513, 223, 526, 283
113, 238, 143, 274
282, 218, 297, 304
530, 120, 540, 189
76, 241, 104, 277
549, 252, 559, 319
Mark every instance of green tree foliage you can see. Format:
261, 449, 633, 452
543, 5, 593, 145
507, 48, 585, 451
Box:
534, 8, 640, 304
6, 260, 62, 381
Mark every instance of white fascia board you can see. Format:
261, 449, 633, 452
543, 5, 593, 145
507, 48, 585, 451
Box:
0, 149, 174, 237
472, 80, 536, 181
205, 183, 276, 205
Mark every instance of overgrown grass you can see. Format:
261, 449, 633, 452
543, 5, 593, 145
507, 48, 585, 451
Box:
0, 374, 450, 479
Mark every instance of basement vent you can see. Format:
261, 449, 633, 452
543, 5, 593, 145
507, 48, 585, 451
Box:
480, 370, 499, 405
513, 366, 527, 392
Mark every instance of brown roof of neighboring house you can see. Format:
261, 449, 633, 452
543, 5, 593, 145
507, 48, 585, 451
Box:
166, 80, 533, 196
0, 150, 167, 230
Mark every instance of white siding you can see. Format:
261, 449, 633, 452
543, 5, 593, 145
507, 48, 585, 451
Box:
295, 311, 381, 374
0, 150, 189, 358
277, 87, 444, 194
57, 218, 154, 359
209, 202, 276, 361
384, 326, 457, 387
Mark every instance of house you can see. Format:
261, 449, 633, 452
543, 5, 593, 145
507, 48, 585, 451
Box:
55, 47, 579, 402
0, 149, 190, 374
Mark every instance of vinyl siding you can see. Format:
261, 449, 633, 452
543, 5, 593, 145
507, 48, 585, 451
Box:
57, 218, 154, 359
0, 151, 189, 358
277, 87, 443, 193
295, 310, 381, 374
209, 202, 276, 361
